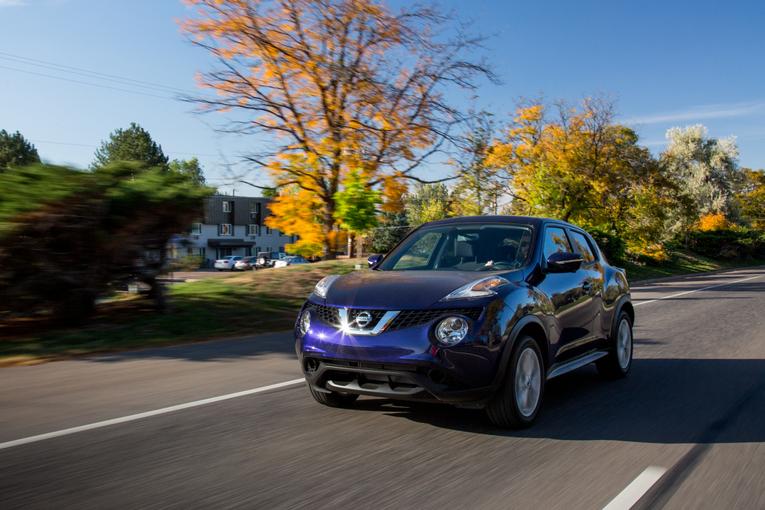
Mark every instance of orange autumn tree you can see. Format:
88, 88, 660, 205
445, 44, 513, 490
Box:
183, 0, 491, 257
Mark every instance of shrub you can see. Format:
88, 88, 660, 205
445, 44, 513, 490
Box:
687, 228, 765, 260
588, 228, 627, 264
698, 213, 730, 231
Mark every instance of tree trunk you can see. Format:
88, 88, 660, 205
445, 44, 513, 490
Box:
356, 234, 364, 259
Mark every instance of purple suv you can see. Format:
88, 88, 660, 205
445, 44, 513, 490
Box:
296, 216, 633, 428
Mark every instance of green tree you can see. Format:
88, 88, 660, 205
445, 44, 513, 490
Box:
169, 157, 206, 186
369, 210, 410, 254
0, 162, 213, 322
404, 183, 452, 227
92, 122, 168, 169
0, 130, 40, 171
735, 168, 765, 230
333, 170, 381, 256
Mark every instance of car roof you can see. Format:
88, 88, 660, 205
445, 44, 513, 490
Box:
423, 215, 580, 230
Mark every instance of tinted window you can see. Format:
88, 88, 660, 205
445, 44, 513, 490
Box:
569, 230, 596, 263
380, 224, 534, 272
543, 227, 572, 259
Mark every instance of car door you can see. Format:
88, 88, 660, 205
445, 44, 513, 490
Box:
567, 228, 606, 341
535, 225, 595, 361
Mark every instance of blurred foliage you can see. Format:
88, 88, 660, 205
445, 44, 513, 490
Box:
168, 255, 205, 272
0, 129, 40, 171
0, 162, 213, 322
92, 122, 169, 170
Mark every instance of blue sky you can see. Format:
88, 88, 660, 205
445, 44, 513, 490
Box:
1, 0, 764, 194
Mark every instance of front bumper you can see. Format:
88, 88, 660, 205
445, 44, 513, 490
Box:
296, 302, 504, 405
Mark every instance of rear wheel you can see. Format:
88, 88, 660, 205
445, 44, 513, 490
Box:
308, 385, 359, 407
486, 336, 545, 428
597, 311, 633, 379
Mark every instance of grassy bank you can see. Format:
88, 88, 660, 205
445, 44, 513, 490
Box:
1, 254, 761, 365
621, 250, 764, 281
0, 259, 364, 365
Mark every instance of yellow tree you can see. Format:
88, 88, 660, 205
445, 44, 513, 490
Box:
183, 0, 491, 257
488, 98, 672, 252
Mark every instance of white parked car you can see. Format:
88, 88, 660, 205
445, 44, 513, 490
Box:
214, 255, 243, 271
273, 255, 310, 268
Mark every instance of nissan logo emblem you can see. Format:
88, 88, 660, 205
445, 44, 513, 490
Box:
354, 311, 373, 328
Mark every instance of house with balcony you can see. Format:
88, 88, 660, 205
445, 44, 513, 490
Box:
175, 195, 296, 266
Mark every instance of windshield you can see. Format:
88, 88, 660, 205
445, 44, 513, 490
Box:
378, 224, 534, 272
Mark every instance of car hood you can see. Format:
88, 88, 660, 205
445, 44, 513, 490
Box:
323, 269, 524, 309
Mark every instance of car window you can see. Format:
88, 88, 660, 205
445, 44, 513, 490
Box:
381, 225, 533, 272
569, 231, 596, 263
543, 227, 572, 260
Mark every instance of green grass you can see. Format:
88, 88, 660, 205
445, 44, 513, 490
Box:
0, 259, 364, 365
622, 250, 764, 282
1, 253, 762, 365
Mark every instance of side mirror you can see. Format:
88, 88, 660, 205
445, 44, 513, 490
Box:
546, 252, 583, 273
367, 254, 384, 268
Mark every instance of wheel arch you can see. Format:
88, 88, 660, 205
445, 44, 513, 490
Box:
492, 315, 549, 389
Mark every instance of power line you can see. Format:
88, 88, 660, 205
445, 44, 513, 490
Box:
31, 138, 222, 157
0, 51, 191, 96
0, 64, 175, 101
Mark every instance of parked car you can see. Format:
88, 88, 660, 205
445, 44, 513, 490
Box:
273, 255, 309, 268
214, 255, 243, 271
295, 216, 633, 428
254, 251, 275, 269
234, 256, 257, 271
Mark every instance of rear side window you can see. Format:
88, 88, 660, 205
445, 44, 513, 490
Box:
543, 227, 572, 259
569, 230, 596, 263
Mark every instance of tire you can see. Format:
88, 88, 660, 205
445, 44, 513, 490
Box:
308, 385, 359, 408
486, 336, 545, 428
597, 311, 633, 379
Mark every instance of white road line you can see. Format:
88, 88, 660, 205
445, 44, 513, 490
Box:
603, 466, 667, 510
633, 274, 761, 307
0, 378, 305, 451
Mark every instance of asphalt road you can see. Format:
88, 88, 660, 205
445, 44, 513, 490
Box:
1, 267, 764, 509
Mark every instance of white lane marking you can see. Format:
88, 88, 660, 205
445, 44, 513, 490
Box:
633, 274, 761, 307
603, 466, 667, 510
0, 378, 305, 451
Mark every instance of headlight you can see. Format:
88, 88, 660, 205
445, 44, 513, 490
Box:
435, 316, 469, 346
298, 309, 311, 335
441, 276, 510, 301
313, 275, 339, 298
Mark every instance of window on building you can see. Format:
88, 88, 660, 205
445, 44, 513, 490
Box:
222, 201, 232, 213
248, 224, 259, 236
190, 223, 202, 235
219, 224, 233, 236
265, 226, 271, 235
250, 202, 262, 223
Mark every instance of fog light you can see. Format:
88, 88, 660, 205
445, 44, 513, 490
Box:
435, 316, 469, 346
299, 309, 311, 335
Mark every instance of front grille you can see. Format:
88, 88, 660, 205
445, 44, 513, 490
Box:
388, 308, 483, 331
309, 303, 340, 325
308, 303, 483, 331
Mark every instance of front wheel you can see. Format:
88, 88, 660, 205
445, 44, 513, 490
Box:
308, 385, 359, 408
486, 336, 545, 428
597, 311, 633, 379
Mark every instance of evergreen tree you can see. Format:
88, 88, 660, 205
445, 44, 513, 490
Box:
92, 122, 168, 169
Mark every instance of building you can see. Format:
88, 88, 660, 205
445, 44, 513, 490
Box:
176, 195, 296, 266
